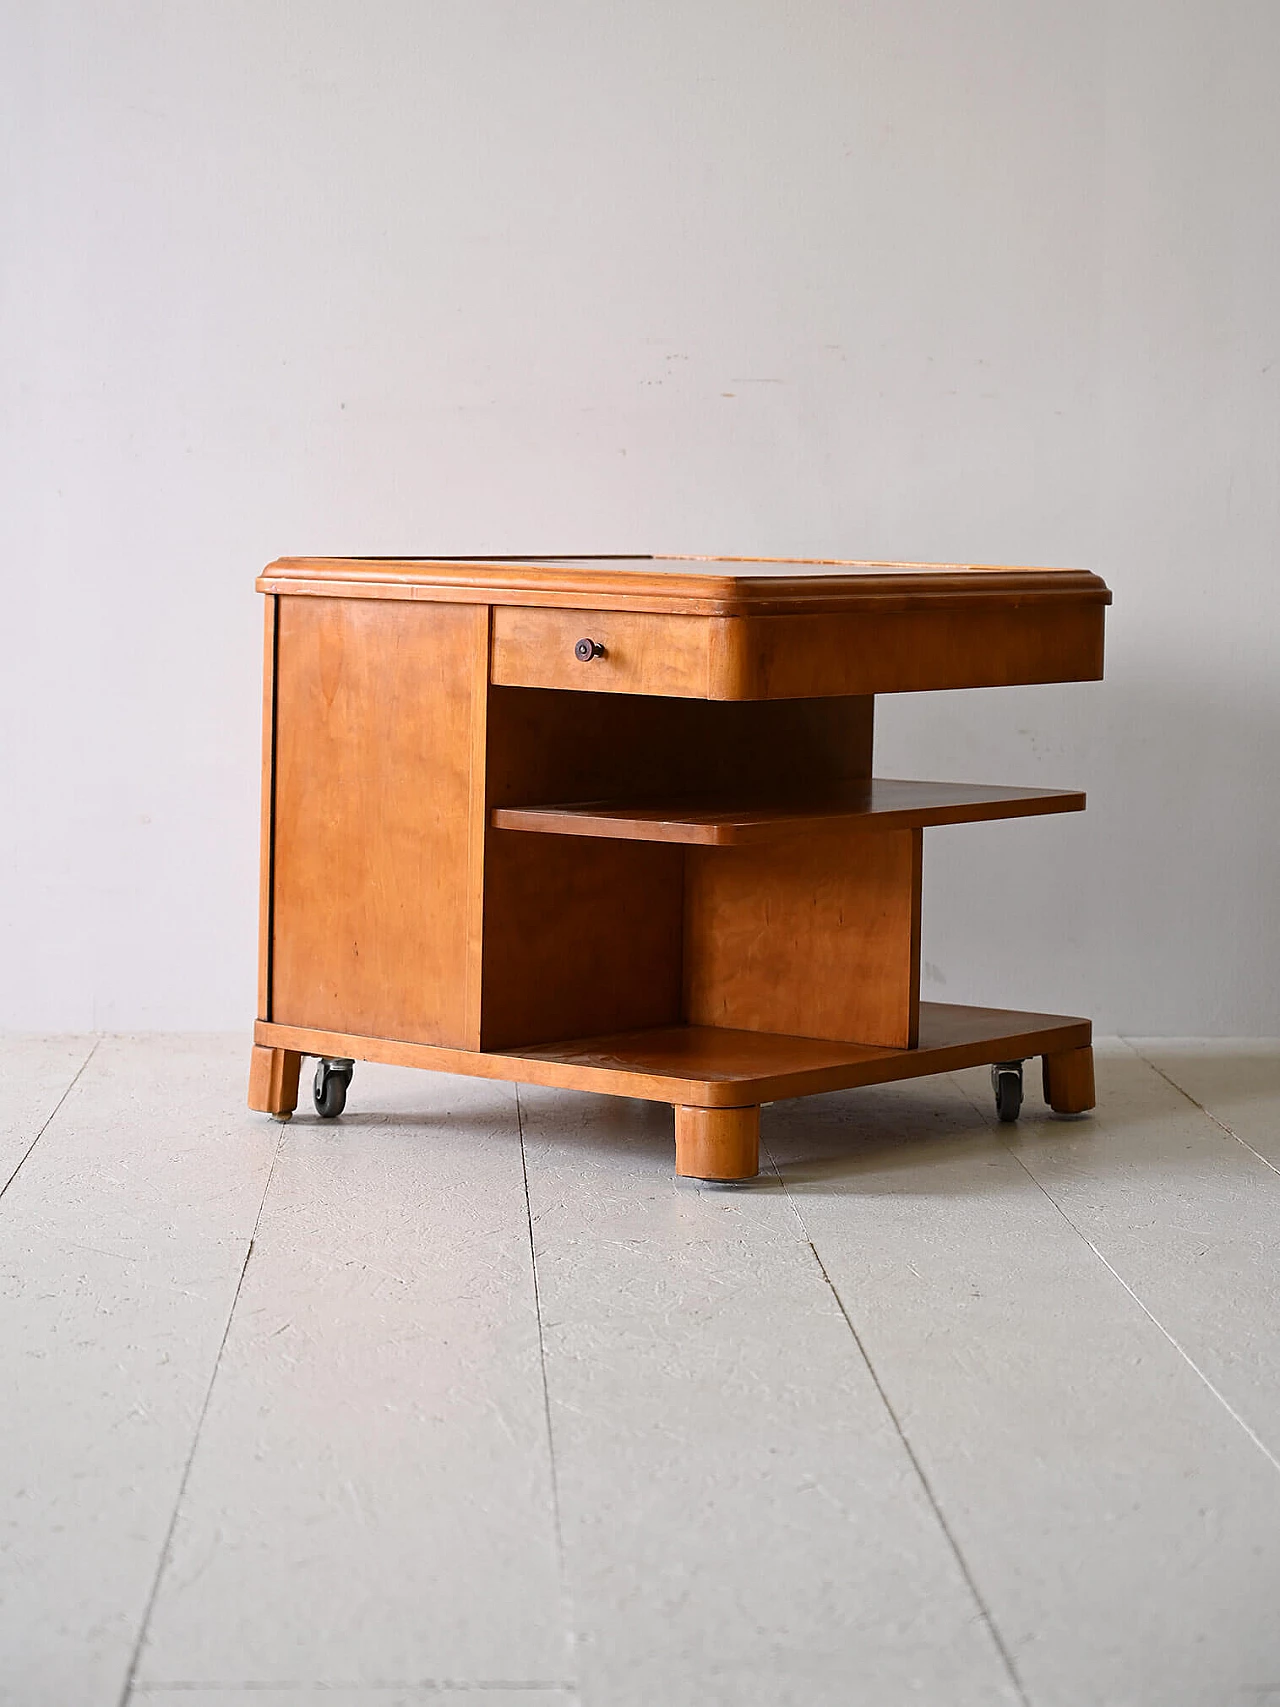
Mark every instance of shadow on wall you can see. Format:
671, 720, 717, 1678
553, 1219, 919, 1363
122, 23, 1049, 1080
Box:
888, 664, 1280, 1036
1084, 669, 1280, 1036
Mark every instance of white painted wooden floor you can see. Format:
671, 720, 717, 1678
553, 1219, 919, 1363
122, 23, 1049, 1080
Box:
2, 1037, 1279, 1707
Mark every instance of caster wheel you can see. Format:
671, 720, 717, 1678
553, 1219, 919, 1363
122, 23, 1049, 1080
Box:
313, 1057, 354, 1119
991, 1060, 1023, 1123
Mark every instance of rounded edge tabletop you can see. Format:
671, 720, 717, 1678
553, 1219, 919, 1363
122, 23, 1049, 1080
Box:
256, 554, 1112, 616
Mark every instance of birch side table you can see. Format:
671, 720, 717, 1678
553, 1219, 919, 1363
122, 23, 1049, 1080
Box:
248, 555, 1110, 1180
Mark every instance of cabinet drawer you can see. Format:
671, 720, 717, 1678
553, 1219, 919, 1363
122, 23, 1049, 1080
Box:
491, 606, 720, 697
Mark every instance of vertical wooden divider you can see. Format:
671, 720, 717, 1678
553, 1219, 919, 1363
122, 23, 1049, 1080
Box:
463, 605, 493, 1049
683, 826, 923, 1049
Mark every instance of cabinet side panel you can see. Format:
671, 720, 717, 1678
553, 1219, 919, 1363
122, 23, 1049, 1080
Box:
271, 596, 484, 1045
257, 594, 278, 1021
684, 828, 922, 1048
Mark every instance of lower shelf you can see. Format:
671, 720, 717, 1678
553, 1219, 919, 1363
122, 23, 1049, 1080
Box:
257, 1001, 1091, 1109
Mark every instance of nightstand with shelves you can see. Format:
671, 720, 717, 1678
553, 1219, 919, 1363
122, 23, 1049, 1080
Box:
249, 555, 1109, 1180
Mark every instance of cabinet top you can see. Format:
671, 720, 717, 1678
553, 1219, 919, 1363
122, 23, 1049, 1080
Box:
259, 555, 1111, 617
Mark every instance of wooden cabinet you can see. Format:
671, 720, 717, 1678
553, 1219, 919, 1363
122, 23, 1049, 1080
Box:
249, 554, 1110, 1179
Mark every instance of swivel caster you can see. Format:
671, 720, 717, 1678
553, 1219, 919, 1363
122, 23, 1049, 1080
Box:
313, 1057, 354, 1118
991, 1060, 1023, 1123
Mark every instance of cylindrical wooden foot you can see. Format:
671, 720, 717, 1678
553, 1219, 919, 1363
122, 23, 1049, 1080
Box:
248, 1045, 302, 1118
1042, 1045, 1095, 1114
674, 1104, 760, 1181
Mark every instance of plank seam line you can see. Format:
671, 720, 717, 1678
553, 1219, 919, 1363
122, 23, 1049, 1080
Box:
762, 1142, 1032, 1707
997, 1146, 1280, 1481
948, 1056, 1280, 1481
129, 1682, 578, 1693
955, 1051, 1280, 1481
949, 1063, 1280, 1480
515, 1084, 578, 1681
1120, 1039, 1280, 1183
117, 1122, 289, 1707
0, 1035, 101, 1201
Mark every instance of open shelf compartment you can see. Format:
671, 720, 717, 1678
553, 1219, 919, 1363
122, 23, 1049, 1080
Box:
491, 777, 1084, 847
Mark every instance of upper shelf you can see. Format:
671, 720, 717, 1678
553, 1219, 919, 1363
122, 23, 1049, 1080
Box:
490, 778, 1085, 848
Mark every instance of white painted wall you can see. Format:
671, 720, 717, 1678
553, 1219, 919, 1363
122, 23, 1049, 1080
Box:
3, 1, 1277, 1032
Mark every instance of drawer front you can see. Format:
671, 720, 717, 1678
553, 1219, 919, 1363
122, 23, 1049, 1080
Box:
492, 602, 1106, 701
491, 606, 718, 697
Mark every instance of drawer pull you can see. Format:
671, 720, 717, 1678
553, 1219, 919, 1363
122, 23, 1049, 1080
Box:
574, 637, 606, 662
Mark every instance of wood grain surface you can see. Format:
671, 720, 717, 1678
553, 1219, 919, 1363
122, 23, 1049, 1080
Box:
255, 556, 1104, 1137
684, 828, 923, 1048
255, 1001, 1092, 1108
730, 604, 1106, 696
257, 595, 278, 1021
483, 688, 874, 805
674, 1104, 761, 1180
492, 777, 1085, 846
258, 555, 1113, 622
477, 832, 684, 1050
246, 1044, 300, 1117
1043, 1045, 1097, 1113
489, 600, 1104, 698
491, 606, 721, 696
270, 596, 486, 1046
475, 690, 874, 1049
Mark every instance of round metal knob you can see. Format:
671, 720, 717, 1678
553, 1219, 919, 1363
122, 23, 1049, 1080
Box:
574, 637, 605, 661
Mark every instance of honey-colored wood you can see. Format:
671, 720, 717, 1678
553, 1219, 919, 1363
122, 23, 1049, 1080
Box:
271, 596, 486, 1046
492, 778, 1084, 847
674, 1104, 760, 1181
462, 606, 493, 1046
489, 601, 1104, 700
1042, 1045, 1097, 1114
475, 691, 874, 1050
255, 1002, 1092, 1109
257, 595, 278, 1021
485, 689, 874, 805
728, 604, 1105, 698
260, 555, 1112, 624
478, 832, 684, 1049
491, 606, 722, 697
684, 828, 923, 1048
247, 1044, 301, 1117
254, 555, 1107, 1172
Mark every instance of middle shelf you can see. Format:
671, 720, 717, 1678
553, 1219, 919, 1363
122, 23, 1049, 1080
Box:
490, 777, 1085, 847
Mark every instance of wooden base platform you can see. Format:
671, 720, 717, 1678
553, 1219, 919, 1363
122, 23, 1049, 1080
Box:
251, 1002, 1095, 1178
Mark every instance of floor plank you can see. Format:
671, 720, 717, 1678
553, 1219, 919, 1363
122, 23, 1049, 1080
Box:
8, 1037, 1280, 1707
1126, 1038, 1280, 1169
0, 1035, 281, 1707
765, 1066, 1280, 1707
0, 1034, 97, 1187
953, 1043, 1280, 1461
134, 1064, 568, 1692
516, 1084, 1021, 1707
132, 1690, 574, 1706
